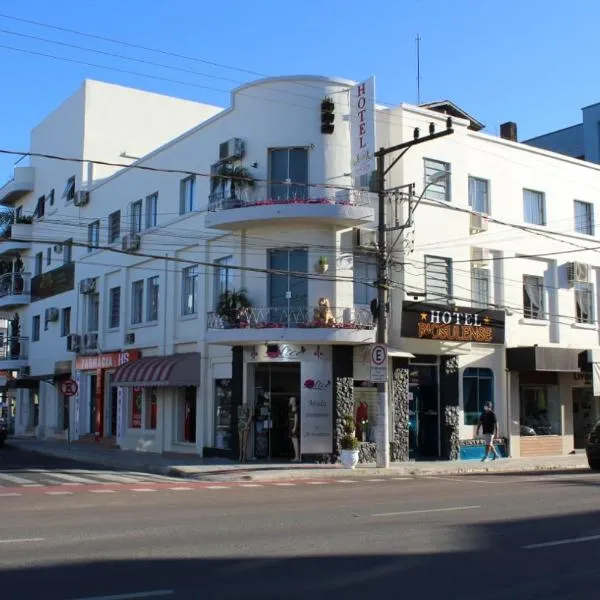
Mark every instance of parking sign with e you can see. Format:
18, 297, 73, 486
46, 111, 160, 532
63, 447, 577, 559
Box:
370, 344, 388, 382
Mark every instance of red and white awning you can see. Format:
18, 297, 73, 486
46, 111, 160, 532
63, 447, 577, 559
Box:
112, 352, 200, 387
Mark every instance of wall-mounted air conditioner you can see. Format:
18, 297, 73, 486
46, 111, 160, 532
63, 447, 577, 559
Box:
470, 212, 488, 234
79, 278, 97, 294
83, 332, 98, 351
219, 138, 245, 162
73, 190, 90, 207
122, 233, 141, 252
44, 307, 59, 322
567, 262, 589, 284
353, 227, 377, 250
67, 333, 81, 352
125, 332, 135, 345
470, 247, 492, 267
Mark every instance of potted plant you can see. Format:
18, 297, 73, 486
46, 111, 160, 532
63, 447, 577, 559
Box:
321, 97, 334, 112
340, 415, 360, 469
9, 313, 20, 359
15, 214, 33, 224
13, 255, 24, 294
316, 256, 329, 274
216, 289, 251, 328
211, 165, 255, 209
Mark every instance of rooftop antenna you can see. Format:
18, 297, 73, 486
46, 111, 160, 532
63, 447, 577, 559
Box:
416, 34, 422, 104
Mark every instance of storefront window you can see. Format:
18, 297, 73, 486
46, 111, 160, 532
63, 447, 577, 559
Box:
353, 381, 377, 442
130, 388, 157, 430
146, 390, 157, 430
215, 379, 232, 449
463, 368, 494, 425
520, 385, 561, 435
131, 387, 142, 428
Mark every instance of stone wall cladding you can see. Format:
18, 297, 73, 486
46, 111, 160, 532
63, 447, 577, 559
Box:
391, 362, 410, 462
334, 377, 354, 458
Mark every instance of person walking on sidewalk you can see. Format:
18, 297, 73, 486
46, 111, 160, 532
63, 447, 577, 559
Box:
477, 401, 500, 462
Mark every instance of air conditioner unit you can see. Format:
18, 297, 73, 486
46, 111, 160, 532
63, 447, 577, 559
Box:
17, 366, 30, 378
353, 227, 378, 250
218, 138, 245, 162
79, 278, 97, 294
567, 262, 589, 284
470, 212, 489, 234
53, 244, 63, 253
125, 332, 135, 345
122, 233, 141, 252
83, 332, 98, 350
73, 190, 90, 207
44, 307, 59, 322
67, 333, 81, 352
470, 247, 491, 267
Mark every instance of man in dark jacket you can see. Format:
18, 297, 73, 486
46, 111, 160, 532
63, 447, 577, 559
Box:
476, 401, 499, 461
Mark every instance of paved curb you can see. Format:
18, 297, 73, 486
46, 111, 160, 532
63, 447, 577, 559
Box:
6, 440, 590, 483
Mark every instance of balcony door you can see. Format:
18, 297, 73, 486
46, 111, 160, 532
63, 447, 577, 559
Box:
268, 249, 308, 326
268, 148, 309, 202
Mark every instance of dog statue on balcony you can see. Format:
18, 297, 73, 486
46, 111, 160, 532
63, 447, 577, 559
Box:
314, 297, 336, 325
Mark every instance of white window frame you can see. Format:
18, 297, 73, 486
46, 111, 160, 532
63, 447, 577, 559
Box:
180, 176, 196, 214
424, 158, 451, 202
181, 265, 198, 316
108, 286, 121, 329
130, 200, 143, 234
131, 280, 144, 325
146, 276, 159, 322
213, 256, 233, 308
523, 274, 545, 320
86, 292, 100, 333
353, 252, 377, 306
575, 282, 594, 324
145, 192, 158, 229
523, 189, 546, 226
468, 176, 490, 215
424, 255, 453, 300
471, 267, 490, 308
88, 220, 100, 252
574, 200, 594, 236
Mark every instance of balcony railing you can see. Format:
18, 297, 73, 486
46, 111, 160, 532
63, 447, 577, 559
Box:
208, 182, 373, 212
207, 305, 374, 330
0, 336, 29, 361
0, 272, 31, 298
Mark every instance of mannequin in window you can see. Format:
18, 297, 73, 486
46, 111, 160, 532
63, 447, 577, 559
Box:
288, 396, 300, 462
237, 405, 252, 462
356, 401, 368, 441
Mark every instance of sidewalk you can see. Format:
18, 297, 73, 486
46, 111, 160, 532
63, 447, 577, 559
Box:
5, 437, 590, 482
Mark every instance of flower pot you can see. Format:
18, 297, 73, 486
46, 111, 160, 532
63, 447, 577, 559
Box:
321, 100, 334, 112
340, 449, 359, 469
316, 262, 328, 274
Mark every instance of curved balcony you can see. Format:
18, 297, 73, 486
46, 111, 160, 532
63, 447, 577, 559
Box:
206, 305, 376, 345
205, 183, 375, 231
0, 167, 35, 205
0, 223, 32, 256
0, 336, 29, 370
0, 272, 31, 309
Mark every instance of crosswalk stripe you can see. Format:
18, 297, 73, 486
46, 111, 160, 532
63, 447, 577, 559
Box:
240, 483, 263, 488
337, 479, 358, 483
41, 472, 101, 485
274, 483, 295, 487
0, 493, 21, 497
168, 487, 193, 491
0, 472, 35, 485
206, 485, 229, 490
131, 488, 156, 492
45, 491, 73, 495
89, 489, 117, 494
89, 472, 148, 484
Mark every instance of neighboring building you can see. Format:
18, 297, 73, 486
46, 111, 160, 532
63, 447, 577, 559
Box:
0, 79, 222, 439
3, 75, 600, 462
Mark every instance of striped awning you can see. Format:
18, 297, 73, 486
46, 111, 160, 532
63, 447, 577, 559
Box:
112, 352, 200, 387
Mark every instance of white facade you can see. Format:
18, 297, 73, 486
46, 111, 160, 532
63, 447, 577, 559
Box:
3, 74, 600, 460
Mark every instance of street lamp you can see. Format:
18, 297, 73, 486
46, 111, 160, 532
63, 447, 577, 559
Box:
409, 170, 450, 222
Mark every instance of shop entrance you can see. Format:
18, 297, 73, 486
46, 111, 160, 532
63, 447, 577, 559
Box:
253, 363, 301, 460
409, 357, 440, 459
573, 387, 595, 448
89, 374, 97, 434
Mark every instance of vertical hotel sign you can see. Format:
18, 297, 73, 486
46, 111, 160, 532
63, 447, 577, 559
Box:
350, 76, 376, 178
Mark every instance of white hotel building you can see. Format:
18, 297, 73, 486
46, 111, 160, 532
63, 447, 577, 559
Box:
2, 74, 600, 462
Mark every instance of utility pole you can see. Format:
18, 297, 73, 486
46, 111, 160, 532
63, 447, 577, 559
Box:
374, 121, 454, 469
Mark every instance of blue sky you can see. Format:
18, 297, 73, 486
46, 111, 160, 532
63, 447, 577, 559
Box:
0, 0, 597, 180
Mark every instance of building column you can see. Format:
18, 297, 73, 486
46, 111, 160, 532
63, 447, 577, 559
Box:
391, 357, 410, 462
440, 355, 460, 460
333, 346, 354, 461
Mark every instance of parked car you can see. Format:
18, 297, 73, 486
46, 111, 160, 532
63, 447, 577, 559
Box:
0, 417, 7, 447
585, 421, 600, 470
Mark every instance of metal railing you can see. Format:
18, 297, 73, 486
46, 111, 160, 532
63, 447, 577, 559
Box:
0, 271, 31, 298
207, 305, 374, 330
0, 336, 29, 360
208, 182, 374, 211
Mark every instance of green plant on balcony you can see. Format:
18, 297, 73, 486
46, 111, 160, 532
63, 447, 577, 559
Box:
13, 254, 24, 294
15, 214, 33, 224
211, 165, 255, 208
216, 289, 251, 328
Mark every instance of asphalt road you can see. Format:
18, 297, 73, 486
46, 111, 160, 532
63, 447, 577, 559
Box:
1, 448, 600, 600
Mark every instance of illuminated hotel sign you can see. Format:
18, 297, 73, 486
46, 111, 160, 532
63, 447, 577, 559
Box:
400, 301, 505, 345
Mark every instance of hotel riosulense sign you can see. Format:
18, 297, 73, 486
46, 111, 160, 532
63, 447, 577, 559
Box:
400, 302, 505, 345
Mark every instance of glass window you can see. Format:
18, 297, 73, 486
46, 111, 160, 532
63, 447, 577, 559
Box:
48, 189, 55, 207
131, 280, 144, 324
268, 147, 309, 201
109, 286, 121, 329
463, 368, 494, 425
88, 220, 100, 252
34, 252, 42, 276
213, 256, 233, 308
574, 200, 594, 235
424, 158, 451, 202
32, 315, 40, 342
523, 189, 545, 225
181, 265, 198, 316
523, 275, 545, 319
130, 387, 142, 428
468, 177, 489, 214
46, 247, 52, 266
471, 267, 490, 308
63, 239, 73, 264
425, 255, 452, 300
146, 276, 159, 322
87, 292, 99, 332
146, 390, 157, 430
61, 307, 71, 337
108, 210, 121, 243
353, 253, 377, 305
131, 200, 142, 234
62, 176, 75, 202
575, 282, 594, 324
520, 385, 561, 435
145, 193, 158, 228
214, 379, 232, 449
180, 176, 196, 214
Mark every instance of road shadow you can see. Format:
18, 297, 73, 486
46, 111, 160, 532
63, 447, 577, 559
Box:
2, 510, 600, 599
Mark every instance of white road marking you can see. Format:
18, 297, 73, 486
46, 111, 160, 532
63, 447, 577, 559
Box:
42, 471, 101, 485
306, 481, 328, 485
371, 505, 481, 518
274, 483, 295, 487
337, 479, 358, 483
0, 493, 22, 497
0, 537, 45, 544
425, 476, 505, 485
71, 590, 173, 600
0, 472, 35, 485
240, 483, 263, 488
91, 472, 150, 484
392, 477, 413, 481
206, 485, 229, 490
89, 489, 117, 494
522, 534, 600, 550
45, 491, 73, 496
367, 478, 385, 482
167, 487, 193, 491
23, 483, 43, 487
131, 488, 156, 492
